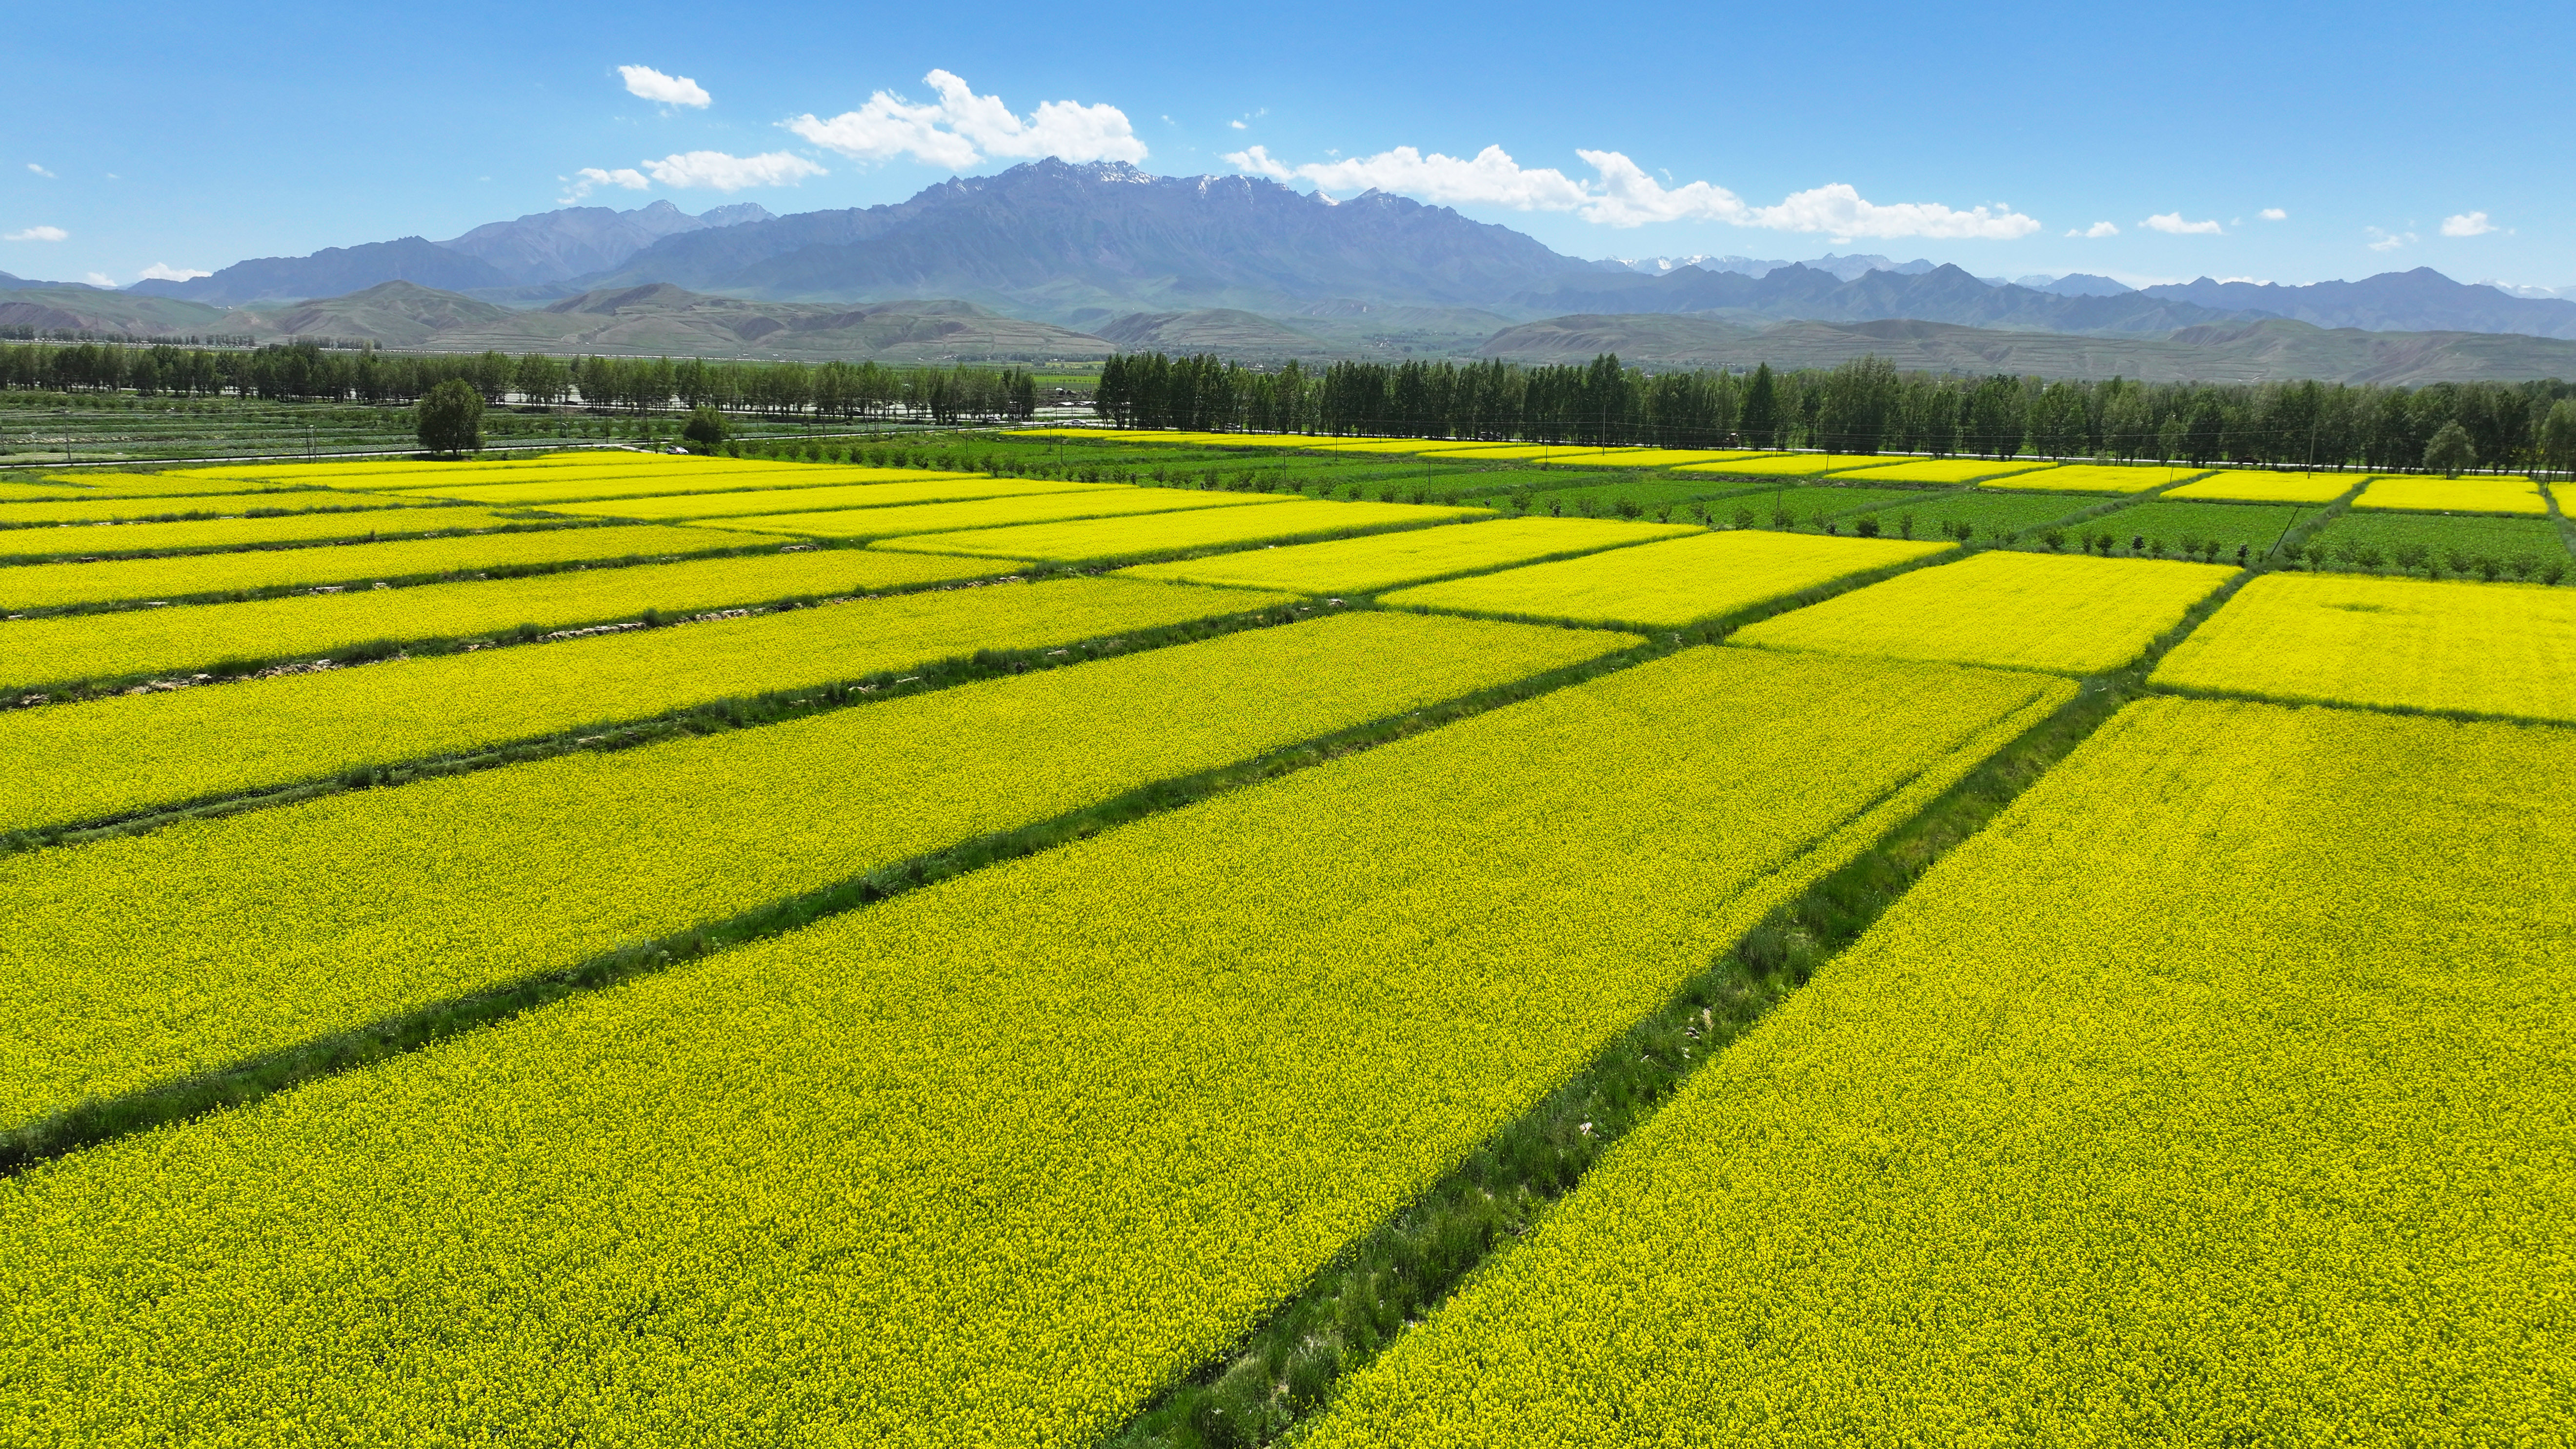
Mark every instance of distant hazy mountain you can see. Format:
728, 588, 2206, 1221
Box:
584, 159, 1599, 320
2141, 267, 2576, 339
2016, 273, 2136, 298
1597, 253, 1938, 282
128, 203, 778, 305
436, 201, 774, 285
1514, 262, 2236, 336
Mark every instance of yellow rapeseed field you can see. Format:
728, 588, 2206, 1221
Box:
2164, 468, 2364, 503
0, 547, 1002, 694
696, 485, 1283, 542
1381, 529, 1951, 630
0, 492, 418, 527
0, 577, 1288, 835
0, 646, 2064, 1444
1305, 696, 2576, 1447
1672, 452, 1892, 477
536, 475, 1119, 520
2151, 570, 2576, 722
1972, 462, 2192, 493
1530, 447, 1758, 468
0, 523, 734, 613
1824, 458, 2054, 485
1118, 516, 1691, 595
399, 464, 955, 507
876, 498, 1486, 564
0, 609, 1620, 1132
0, 504, 516, 564
2352, 474, 2547, 515
21, 471, 339, 500
1732, 550, 2236, 675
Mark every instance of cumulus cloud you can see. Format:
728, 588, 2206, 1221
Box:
26, 162, 55, 178
2142, 212, 2222, 236
642, 150, 826, 191
84, 271, 114, 286
1224, 143, 2038, 239
621, 64, 712, 108
2067, 221, 2119, 238
558, 166, 652, 202
2441, 210, 2496, 237
2366, 226, 2416, 252
136, 262, 211, 282
3, 224, 67, 242
786, 70, 1146, 169
2259, 207, 2287, 221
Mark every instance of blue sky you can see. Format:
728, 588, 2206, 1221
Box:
7, 0, 2569, 292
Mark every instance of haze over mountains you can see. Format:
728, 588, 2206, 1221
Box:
11, 159, 2576, 384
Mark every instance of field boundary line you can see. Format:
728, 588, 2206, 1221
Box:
0, 630, 1664, 1174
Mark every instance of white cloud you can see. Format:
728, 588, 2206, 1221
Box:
642, 150, 826, 191
137, 262, 210, 282
620, 64, 712, 108
2441, 210, 2496, 237
1223, 143, 2039, 239
2142, 212, 2222, 236
786, 69, 1146, 170
83, 271, 114, 286
1228, 120, 1247, 129
2259, 207, 2287, 221
2214, 276, 2273, 285
3, 224, 67, 242
2365, 227, 2416, 252
25, 163, 53, 178
559, 165, 652, 201
2067, 221, 2119, 238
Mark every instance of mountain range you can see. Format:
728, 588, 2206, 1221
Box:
16, 160, 2576, 382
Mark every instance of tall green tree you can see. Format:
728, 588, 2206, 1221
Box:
2423, 420, 2476, 478
2537, 399, 2576, 481
416, 378, 484, 456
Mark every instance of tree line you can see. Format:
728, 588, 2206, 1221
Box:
1096, 351, 2576, 474
0, 341, 1039, 423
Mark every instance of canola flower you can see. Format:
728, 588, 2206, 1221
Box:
536, 475, 1119, 521
0, 504, 516, 564
1306, 696, 2576, 1447
0, 646, 2062, 1445
2164, 468, 2364, 504
0, 575, 1284, 835
1382, 529, 1951, 631
2352, 474, 2547, 515
877, 498, 1486, 564
0, 547, 1000, 693
0, 492, 420, 528
22, 472, 339, 500
0, 607, 1618, 1132
709, 486, 1289, 542
0, 522, 732, 613
1514, 447, 1755, 468
1824, 458, 2056, 485
1973, 461, 2194, 494
1118, 516, 1691, 596
403, 464, 953, 507
1733, 549, 2235, 675
2152, 569, 2576, 722
1672, 452, 1893, 477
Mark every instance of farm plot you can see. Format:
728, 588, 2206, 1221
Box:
535, 476, 1120, 521
1734, 550, 2234, 675
1308, 697, 2576, 1447
0, 504, 522, 564
1826, 457, 2058, 485
20, 471, 346, 500
876, 498, 1486, 565
0, 577, 1285, 836
392, 465, 958, 508
2298, 510, 2569, 580
702, 486, 1286, 542
1382, 530, 1951, 631
0, 492, 418, 528
1529, 447, 1755, 468
0, 647, 2067, 1444
2165, 468, 2363, 503
0, 609, 1625, 1131
1674, 452, 1892, 478
1467, 476, 1766, 518
1693, 483, 1944, 532
1973, 462, 2188, 494
1846, 488, 2098, 544
2039, 499, 2311, 563
0, 523, 736, 614
1119, 517, 1692, 596
2152, 570, 2576, 722
0, 548, 1001, 695
2353, 474, 2547, 515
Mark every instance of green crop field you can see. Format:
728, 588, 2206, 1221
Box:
0, 444, 2567, 1445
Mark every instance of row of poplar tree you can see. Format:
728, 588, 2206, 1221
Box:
1092, 351, 2576, 473
0, 342, 1041, 424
